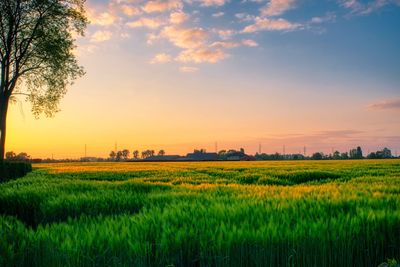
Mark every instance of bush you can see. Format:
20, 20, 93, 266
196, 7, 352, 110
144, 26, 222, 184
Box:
0, 162, 32, 182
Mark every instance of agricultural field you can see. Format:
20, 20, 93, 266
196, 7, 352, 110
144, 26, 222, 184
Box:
0, 160, 399, 267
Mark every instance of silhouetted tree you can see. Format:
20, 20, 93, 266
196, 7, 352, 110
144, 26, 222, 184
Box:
109, 151, 116, 161
158, 150, 165, 156
341, 152, 349, 159
311, 152, 323, 160
5, 151, 16, 160
333, 151, 341, 160
0, 0, 87, 162
116, 151, 123, 161
132, 150, 139, 160
122, 149, 130, 160
350, 147, 363, 159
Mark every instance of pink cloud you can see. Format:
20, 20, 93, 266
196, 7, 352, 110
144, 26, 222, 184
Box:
368, 98, 400, 111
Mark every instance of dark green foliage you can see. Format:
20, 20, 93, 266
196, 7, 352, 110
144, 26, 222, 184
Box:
0, 162, 32, 182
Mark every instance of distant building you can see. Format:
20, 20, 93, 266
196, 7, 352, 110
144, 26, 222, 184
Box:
143, 155, 182, 161
80, 157, 99, 162
185, 152, 219, 161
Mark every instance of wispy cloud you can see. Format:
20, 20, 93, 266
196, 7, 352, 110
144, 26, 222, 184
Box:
90, 30, 112, 42
179, 66, 199, 73
196, 0, 229, 7
368, 98, 400, 111
340, 0, 400, 15
127, 17, 165, 29
176, 47, 227, 63
242, 17, 301, 33
150, 53, 173, 64
169, 11, 189, 24
87, 11, 117, 26
143, 0, 183, 13
261, 0, 296, 17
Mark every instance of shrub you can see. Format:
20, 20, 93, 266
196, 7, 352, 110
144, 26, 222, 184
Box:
0, 162, 32, 182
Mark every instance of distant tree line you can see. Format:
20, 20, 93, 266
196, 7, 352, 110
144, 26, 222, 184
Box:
108, 149, 166, 161
5, 146, 396, 163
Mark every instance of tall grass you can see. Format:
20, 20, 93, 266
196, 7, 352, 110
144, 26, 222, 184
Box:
0, 160, 399, 266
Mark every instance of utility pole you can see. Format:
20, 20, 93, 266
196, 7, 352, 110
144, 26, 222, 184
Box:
303, 146, 306, 156
258, 143, 262, 154
85, 144, 87, 158
215, 142, 218, 153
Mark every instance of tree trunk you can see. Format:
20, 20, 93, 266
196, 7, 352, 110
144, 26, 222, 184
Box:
0, 96, 9, 163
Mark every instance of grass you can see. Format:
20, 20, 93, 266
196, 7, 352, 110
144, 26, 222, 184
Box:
0, 160, 399, 266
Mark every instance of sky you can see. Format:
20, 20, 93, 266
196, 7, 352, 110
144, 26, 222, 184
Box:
6, 0, 400, 159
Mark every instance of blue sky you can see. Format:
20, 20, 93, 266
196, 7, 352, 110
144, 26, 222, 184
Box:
7, 0, 400, 158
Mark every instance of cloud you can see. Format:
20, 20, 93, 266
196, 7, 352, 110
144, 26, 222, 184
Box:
310, 12, 336, 24
339, 0, 400, 15
176, 47, 227, 63
150, 53, 173, 64
210, 41, 241, 49
87, 11, 117, 26
212, 12, 225, 17
179, 66, 199, 72
170, 11, 189, 24
90, 31, 113, 42
121, 5, 142, 16
196, 0, 228, 7
261, 0, 296, 17
368, 98, 400, 111
127, 18, 164, 29
242, 39, 259, 47
242, 17, 301, 33
143, 0, 183, 13
214, 29, 236, 39
161, 26, 209, 49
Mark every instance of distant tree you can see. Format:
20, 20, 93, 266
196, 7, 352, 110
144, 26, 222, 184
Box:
218, 150, 227, 160
15, 152, 30, 161
240, 148, 245, 154
158, 150, 165, 156
382, 147, 392, 158
5, 151, 16, 160
109, 151, 116, 161
132, 150, 139, 160
122, 149, 130, 160
311, 152, 323, 160
194, 149, 206, 154
116, 151, 123, 161
0, 0, 87, 162
333, 151, 341, 160
141, 150, 154, 159
367, 152, 377, 159
350, 147, 363, 159
341, 152, 349, 159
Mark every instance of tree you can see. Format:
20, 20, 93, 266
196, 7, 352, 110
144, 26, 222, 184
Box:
15, 152, 30, 161
132, 150, 139, 160
116, 151, 123, 161
0, 0, 87, 162
311, 152, 323, 160
5, 151, 15, 160
350, 147, 363, 159
332, 151, 341, 160
109, 151, 116, 161
121, 149, 130, 160
158, 150, 165, 156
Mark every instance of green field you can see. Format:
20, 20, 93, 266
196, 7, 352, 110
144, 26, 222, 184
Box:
1, 160, 399, 266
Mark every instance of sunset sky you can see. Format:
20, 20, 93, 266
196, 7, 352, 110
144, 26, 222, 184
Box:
7, 0, 400, 159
